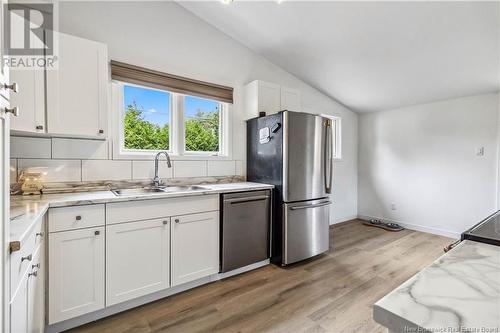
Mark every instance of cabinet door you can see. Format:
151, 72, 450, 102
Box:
171, 211, 219, 286
48, 227, 105, 324
280, 86, 301, 112
0, 0, 9, 101
27, 247, 44, 333
10, 270, 28, 333
9, 65, 45, 133
258, 81, 281, 115
47, 32, 108, 138
106, 219, 170, 306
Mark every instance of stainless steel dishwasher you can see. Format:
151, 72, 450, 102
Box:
220, 190, 271, 273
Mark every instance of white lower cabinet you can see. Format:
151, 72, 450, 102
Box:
10, 220, 45, 333
46, 196, 221, 326
27, 246, 45, 333
48, 227, 105, 324
106, 219, 170, 306
11, 268, 28, 333
11, 245, 44, 333
171, 211, 219, 286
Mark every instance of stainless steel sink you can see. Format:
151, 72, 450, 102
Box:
161, 185, 207, 192
110, 185, 208, 196
110, 187, 167, 196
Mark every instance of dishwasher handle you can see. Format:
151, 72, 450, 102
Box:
224, 195, 270, 205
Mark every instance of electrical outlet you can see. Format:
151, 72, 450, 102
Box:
476, 147, 485, 156
390, 203, 396, 210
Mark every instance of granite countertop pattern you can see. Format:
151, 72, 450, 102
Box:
10, 182, 274, 246
373, 240, 500, 333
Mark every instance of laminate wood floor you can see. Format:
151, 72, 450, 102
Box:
69, 219, 452, 333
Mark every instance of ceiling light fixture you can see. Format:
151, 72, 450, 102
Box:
220, 0, 234, 4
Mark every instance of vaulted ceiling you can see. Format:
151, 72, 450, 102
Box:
179, 1, 499, 113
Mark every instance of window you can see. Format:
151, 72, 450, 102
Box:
123, 85, 171, 151
322, 114, 342, 160
184, 96, 221, 153
115, 82, 228, 158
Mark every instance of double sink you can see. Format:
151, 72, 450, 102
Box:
111, 185, 208, 196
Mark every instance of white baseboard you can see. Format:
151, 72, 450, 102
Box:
330, 215, 358, 225
357, 214, 460, 239
46, 260, 271, 333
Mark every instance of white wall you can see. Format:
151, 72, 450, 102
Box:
358, 93, 499, 238
11, 1, 358, 223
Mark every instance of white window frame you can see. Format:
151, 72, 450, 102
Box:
321, 114, 342, 160
112, 81, 231, 160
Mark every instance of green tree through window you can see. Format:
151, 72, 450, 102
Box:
124, 102, 170, 150
124, 102, 220, 152
185, 110, 219, 152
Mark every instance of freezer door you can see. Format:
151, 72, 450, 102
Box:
283, 111, 331, 202
283, 199, 330, 265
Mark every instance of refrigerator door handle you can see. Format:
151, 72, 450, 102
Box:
325, 119, 333, 194
290, 201, 331, 210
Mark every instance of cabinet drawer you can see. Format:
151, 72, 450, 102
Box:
11, 216, 45, 300
49, 204, 105, 233
106, 195, 218, 225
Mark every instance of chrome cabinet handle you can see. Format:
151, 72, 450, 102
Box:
174, 219, 180, 223
32, 263, 40, 269
94, 230, 100, 236
290, 201, 331, 210
28, 270, 38, 278
21, 254, 32, 262
162, 220, 168, 225
35, 232, 44, 238
4, 106, 19, 117
75, 215, 82, 221
3, 82, 18, 93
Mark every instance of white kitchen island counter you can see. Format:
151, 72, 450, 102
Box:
373, 240, 500, 333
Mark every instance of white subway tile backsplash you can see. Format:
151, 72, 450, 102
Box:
235, 160, 244, 176
207, 160, 236, 176
18, 159, 81, 182
52, 138, 108, 159
173, 161, 207, 178
11, 137, 51, 158
82, 160, 132, 181
10, 159, 17, 183
132, 160, 173, 180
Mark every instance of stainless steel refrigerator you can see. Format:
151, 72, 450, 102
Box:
247, 111, 333, 266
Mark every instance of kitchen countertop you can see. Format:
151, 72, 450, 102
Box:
10, 182, 274, 248
373, 240, 500, 333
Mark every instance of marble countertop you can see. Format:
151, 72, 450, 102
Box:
10, 200, 49, 251
373, 240, 500, 333
10, 182, 274, 247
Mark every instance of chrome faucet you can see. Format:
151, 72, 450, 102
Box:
153, 151, 172, 187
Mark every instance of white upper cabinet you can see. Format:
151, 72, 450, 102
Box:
9, 64, 45, 133
47, 32, 108, 139
106, 219, 170, 306
244, 80, 302, 119
171, 211, 219, 286
0, 0, 9, 101
280, 86, 301, 112
48, 227, 105, 324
